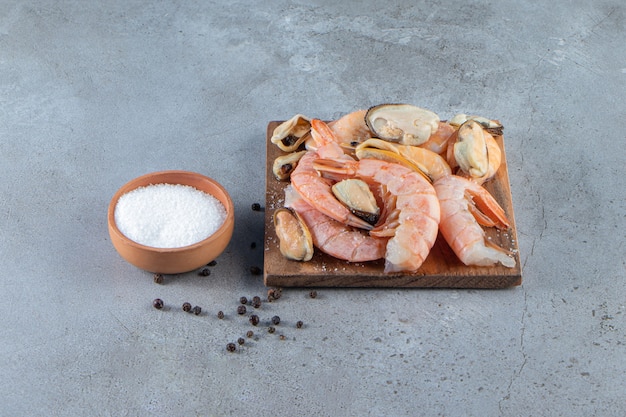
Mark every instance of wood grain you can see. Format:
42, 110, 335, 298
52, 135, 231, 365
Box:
263, 121, 522, 288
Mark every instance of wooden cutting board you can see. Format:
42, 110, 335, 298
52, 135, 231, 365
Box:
263, 121, 522, 288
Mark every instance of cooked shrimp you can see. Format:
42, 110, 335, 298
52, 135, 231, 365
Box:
433, 175, 515, 268
418, 121, 456, 155
305, 110, 373, 155
329, 109, 373, 146
290, 120, 373, 230
313, 157, 440, 274
284, 186, 387, 262
355, 138, 451, 182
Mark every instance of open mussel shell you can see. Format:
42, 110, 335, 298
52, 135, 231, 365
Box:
365, 104, 440, 146
270, 114, 312, 152
273, 207, 314, 262
272, 150, 307, 181
331, 179, 380, 226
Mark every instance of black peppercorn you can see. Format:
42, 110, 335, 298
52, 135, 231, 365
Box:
271, 315, 280, 325
192, 306, 201, 315
226, 343, 236, 352
217, 310, 224, 319
198, 267, 211, 276
309, 290, 317, 299
207, 260, 217, 267
279, 335, 286, 341
251, 203, 261, 211
237, 305, 247, 315
153, 273, 163, 284
267, 287, 282, 302
250, 242, 257, 249
246, 330, 254, 338
249, 314, 259, 326
268, 326, 276, 334
182, 302, 192, 312
152, 298, 164, 309
250, 266, 262, 275
237, 337, 245, 346
239, 296, 248, 305
296, 320, 303, 329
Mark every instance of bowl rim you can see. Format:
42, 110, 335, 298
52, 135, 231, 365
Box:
107, 170, 234, 253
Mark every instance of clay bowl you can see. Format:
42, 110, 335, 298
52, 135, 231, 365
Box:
108, 170, 235, 274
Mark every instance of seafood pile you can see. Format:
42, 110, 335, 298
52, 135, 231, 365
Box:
270, 104, 515, 274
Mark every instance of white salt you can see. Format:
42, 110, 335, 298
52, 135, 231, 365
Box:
114, 183, 227, 248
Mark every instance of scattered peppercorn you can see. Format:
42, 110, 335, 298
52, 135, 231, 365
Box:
296, 320, 303, 329
182, 302, 192, 312
267, 287, 282, 302
249, 314, 259, 326
250, 266, 262, 275
271, 315, 281, 325
198, 267, 211, 276
250, 242, 257, 249
226, 343, 236, 352
239, 296, 248, 305
207, 260, 217, 267
192, 306, 202, 315
251, 203, 261, 211
252, 296, 262, 309
246, 330, 254, 338
237, 305, 247, 315
237, 337, 245, 346
153, 273, 163, 284
152, 298, 164, 309
217, 310, 225, 319
268, 326, 276, 334
309, 290, 318, 299
279, 335, 286, 341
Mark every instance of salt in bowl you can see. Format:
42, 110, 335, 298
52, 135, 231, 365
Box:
108, 170, 235, 274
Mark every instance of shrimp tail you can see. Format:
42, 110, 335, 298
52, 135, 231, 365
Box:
312, 157, 356, 180
465, 186, 510, 229
461, 239, 515, 268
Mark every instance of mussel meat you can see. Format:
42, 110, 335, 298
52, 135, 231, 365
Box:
271, 114, 312, 152
452, 120, 489, 178
272, 150, 307, 181
365, 104, 440, 146
273, 207, 314, 261
449, 113, 503, 136
331, 179, 380, 226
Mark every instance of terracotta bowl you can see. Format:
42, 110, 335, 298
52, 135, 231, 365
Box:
107, 170, 235, 274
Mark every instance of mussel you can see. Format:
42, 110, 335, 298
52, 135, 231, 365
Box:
452, 120, 489, 178
365, 104, 440, 146
272, 150, 307, 181
273, 207, 314, 261
331, 179, 380, 226
449, 113, 503, 136
270, 114, 312, 152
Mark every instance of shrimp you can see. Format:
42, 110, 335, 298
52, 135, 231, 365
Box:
433, 175, 515, 268
284, 186, 387, 262
305, 110, 373, 154
329, 109, 373, 146
418, 121, 456, 155
313, 157, 440, 274
290, 119, 373, 230
355, 138, 452, 182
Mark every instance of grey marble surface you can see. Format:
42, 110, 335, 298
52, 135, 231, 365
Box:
1, 1, 624, 416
